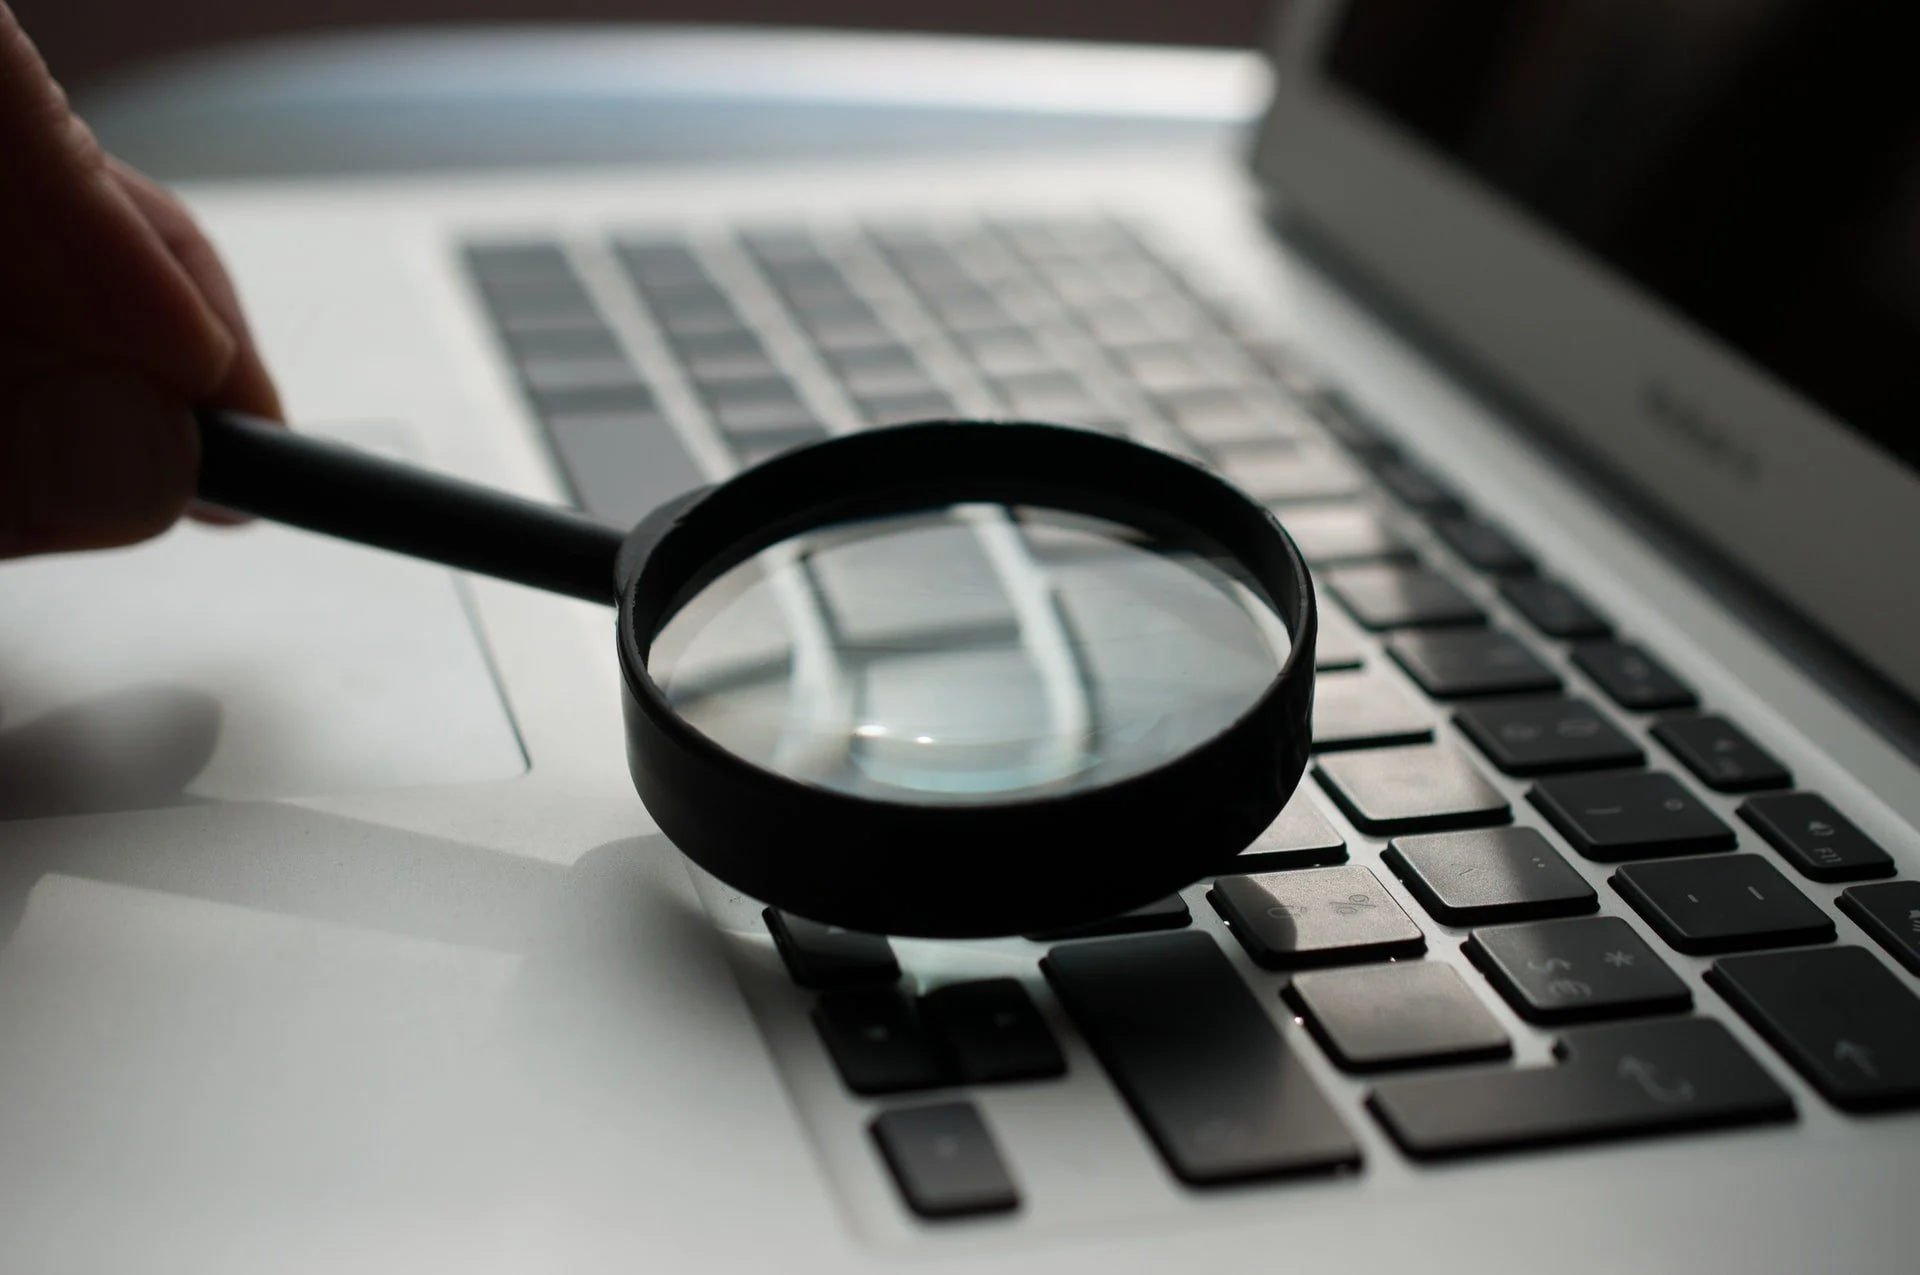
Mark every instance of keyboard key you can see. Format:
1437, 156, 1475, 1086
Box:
1708, 946, 1920, 1111
1219, 447, 1366, 505
1373, 460, 1463, 515
1388, 629, 1561, 698
1742, 794, 1896, 882
918, 979, 1065, 1084
814, 989, 952, 1095
1368, 1017, 1793, 1159
1315, 743, 1511, 835
765, 908, 900, 989
1433, 516, 1534, 576
1454, 697, 1644, 775
1285, 962, 1510, 1072
1311, 668, 1434, 751
1572, 641, 1698, 711
543, 407, 707, 526
1231, 790, 1348, 873
1025, 895, 1190, 942
1499, 577, 1612, 639
1325, 564, 1484, 630
1314, 601, 1367, 671
1837, 882, 1920, 975
1612, 855, 1835, 955
1383, 828, 1598, 926
871, 1103, 1019, 1218
1211, 866, 1426, 969
1278, 505, 1411, 566
1043, 933, 1362, 1184
1465, 916, 1691, 1023
1529, 771, 1736, 861
1652, 715, 1792, 793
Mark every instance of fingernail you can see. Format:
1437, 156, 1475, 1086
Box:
5, 372, 197, 550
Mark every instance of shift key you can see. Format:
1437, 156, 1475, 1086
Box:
1043, 932, 1361, 1184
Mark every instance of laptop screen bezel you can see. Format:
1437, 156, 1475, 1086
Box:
1250, 0, 1920, 708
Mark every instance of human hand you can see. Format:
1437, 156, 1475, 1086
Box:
0, 3, 281, 559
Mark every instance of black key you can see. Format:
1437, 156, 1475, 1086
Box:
1043, 933, 1362, 1184
1466, 916, 1691, 1023
1572, 641, 1697, 711
1277, 505, 1411, 566
1499, 577, 1612, 639
871, 1103, 1019, 1218
1315, 743, 1511, 835
1529, 771, 1736, 861
1310, 668, 1433, 751
1374, 460, 1463, 515
1743, 794, 1896, 882
1388, 629, 1561, 698
1231, 791, 1348, 873
1285, 962, 1510, 1072
1454, 697, 1644, 775
1708, 946, 1920, 1111
764, 907, 900, 989
1325, 565, 1484, 630
1368, 1017, 1793, 1159
1838, 882, 1920, 975
1025, 895, 1190, 942
918, 979, 1065, 1084
814, 989, 951, 1094
1652, 715, 1792, 793
1433, 516, 1534, 576
1383, 827, 1597, 926
1612, 855, 1835, 955
1210, 866, 1426, 969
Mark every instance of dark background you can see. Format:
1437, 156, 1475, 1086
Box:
16, 1, 1271, 88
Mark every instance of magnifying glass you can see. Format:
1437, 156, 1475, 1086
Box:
196, 411, 1316, 938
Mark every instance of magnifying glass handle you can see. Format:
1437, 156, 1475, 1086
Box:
194, 408, 628, 604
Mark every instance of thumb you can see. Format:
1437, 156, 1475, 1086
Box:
0, 368, 198, 559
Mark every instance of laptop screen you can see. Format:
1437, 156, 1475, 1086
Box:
1323, 0, 1918, 478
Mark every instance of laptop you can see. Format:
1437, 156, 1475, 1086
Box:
3, 1, 1917, 1270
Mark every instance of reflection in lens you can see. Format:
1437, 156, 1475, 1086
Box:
647, 504, 1290, 805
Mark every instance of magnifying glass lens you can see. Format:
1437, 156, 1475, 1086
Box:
648, 504, 1290, 806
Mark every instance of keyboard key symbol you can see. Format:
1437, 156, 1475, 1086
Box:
1330, 893, 1377, 915
1617, 1056, 1695, 1105
1546, 977, 1594, 999
1603, 950, 1637, 967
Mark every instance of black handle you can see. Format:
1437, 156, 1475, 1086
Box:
195, 409, 627, 604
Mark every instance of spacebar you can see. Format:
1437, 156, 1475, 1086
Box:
1042, 932, 1361, 1184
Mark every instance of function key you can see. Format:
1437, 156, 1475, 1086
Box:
1454, 696, 1645, 775
1387, 629, 1562, 698
814, 988, 951, 1095
1499, 577, 1612, 639
1310, 667, 1434, 751
1708, 946, 1920, 1111
1368, 1017, 1793, 1159
1231, 791, 1349, 873
1836, 882, 1920, 975
765, 908, 900, 989
1611, 855, 1835, 955
1315, 743, 1512, 835
1325, 564, 1485, 630
918, 979, 1066, 1084
1210, 865, 1426, 969
871, 1103, 1019, 1218
1374, 460, 1464, 516
1383, 827, 1598, 926
1433, 516, 1535, 576
1571, 641, 1698, 711
1285, 962, 1510, 1072
1043, 933, 1362, 1184
1529, 771, 1736, 861
1740, 794, 1896, 883
1465, 915, 1691, 1024
1651, 715, 1792, 793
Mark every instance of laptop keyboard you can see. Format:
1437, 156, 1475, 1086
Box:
463, 217, 1920, 1219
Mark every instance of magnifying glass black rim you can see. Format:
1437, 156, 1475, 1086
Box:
612, 420, 1317, 938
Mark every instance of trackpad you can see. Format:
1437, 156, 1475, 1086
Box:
0, 424, 527, 819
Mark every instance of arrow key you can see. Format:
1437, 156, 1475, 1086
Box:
1708, 946, 1920, 1111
